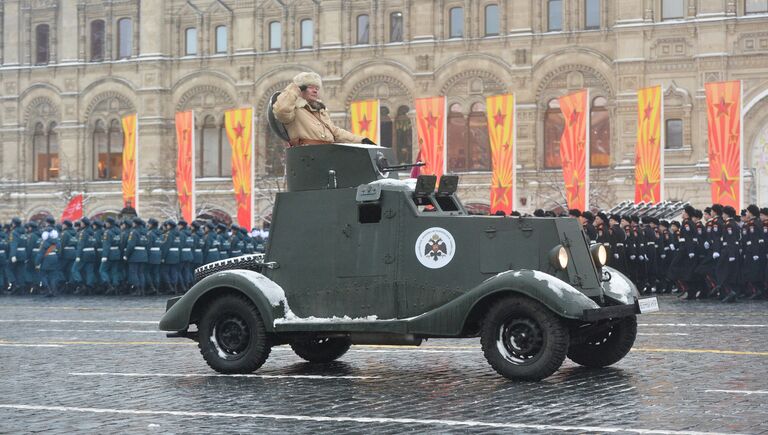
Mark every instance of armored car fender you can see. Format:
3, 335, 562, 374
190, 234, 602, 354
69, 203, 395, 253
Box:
600, 266, 639, 305
408, 269, 600, 336
158, 270, 286, 333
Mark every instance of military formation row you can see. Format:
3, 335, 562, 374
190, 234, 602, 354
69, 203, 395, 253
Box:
573, 204, 768, 302
0, 217, 268, 297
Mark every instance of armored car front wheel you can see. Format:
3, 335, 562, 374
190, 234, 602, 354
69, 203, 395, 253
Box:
481, 296, 569, 381
198, 294, 271, 374
567, 316, 637, 368
290, 337, 352, 363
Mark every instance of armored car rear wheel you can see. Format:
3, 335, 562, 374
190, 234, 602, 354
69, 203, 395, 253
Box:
198, 294, 271, 374
290, 337, 352, 363
567, 316, 637, 368
481, 296, 569, 381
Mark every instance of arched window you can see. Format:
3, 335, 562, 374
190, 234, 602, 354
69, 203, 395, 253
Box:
117, 18, 132, 58
746, 0, 768, 14
357, 15, 370, 44
548, 0, 563, 31
196, 115, 230, 178
269, 21, 281, 50
447, 104, 467, 171
590, 96, 610, 167
395, 105, 413, 164
585, 0, 600, 29
90, 20, 105, 61
662, 0, 684, 20
544, 99, 565, 168
300, 19, 313, 48
185, 28, 198, 55
35, 24, 50, 64
449, 7, 464, 38
485, 5, 500, 36
468, 102, 491, 171
215, 26, 228, 53
380, 106, 393, 149
665, 119, 683, 149
390, 12, 403, 42
93, 119, 123, 180
33, 122, 59, 181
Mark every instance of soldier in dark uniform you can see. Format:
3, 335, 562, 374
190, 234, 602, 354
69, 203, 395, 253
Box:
656, 220, 673, 293
607, 214, 626, 273
218, 224, 231, 260
36, 218, 61, 297
761, 207, 768, 298
118, 219, 132, 293
160, 220, 182, 294
99, 218, 122, 295
203, 222, 221, 264
192, 221, 205, 274
146, 218, 162, 294
178, 220, 194, 292
229, 225, 244, 258
582, 211, 598, 242
741, 204, 764, 300
124, 218, 149, 296
26, 222, 42, 293
0, 224, 8, 294
59, 220, 77, 293
717, 206, 741, 302
8, 217, 28, 294
669, 206, 698, 299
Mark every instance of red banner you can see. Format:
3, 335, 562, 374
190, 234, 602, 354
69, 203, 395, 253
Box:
121, 114, 138, 211
486, 94, 515, 215
635, 86, 663, 204
350, 99, 380, 144
61, 194, 83, 222
175, 111, 195, 223
415, 97, 446, 183
225, 108, 254, 229
705, 81, 742, 209
559, 90, 589, 211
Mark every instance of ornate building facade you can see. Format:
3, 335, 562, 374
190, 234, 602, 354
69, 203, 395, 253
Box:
2, 0, 768, 222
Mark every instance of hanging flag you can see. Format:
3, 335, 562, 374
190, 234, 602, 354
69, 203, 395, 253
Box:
121, 114, 139, 213
61, 194, 84, 222
225, 108, 254, 229
486, 94, 516, 215
176, 111, 195, 223
705, 81, 742, 209
635, 85, 663, 204
415, 96, 446, 183
559, 90, 590, 211
350, 99, 380, 144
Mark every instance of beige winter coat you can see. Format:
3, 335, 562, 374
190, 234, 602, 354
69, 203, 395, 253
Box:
273, 83, 364, 145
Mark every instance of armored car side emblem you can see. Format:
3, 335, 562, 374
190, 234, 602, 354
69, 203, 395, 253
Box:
415, 227, 456, 269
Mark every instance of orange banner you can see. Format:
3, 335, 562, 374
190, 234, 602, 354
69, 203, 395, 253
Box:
486, 94, 516, 215
121, 114, 138, 211
635, 86, 663, 204
415, 97, 446, 182
350, 99, 379, 143
559, 90, 589, 211
176, 111, 195, 223
225, 108, 254, 229
705, 81, 742, 209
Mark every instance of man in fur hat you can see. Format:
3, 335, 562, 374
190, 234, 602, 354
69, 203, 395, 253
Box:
273, 72, 374, 146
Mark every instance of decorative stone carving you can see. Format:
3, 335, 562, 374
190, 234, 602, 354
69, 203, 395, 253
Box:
346, 75, 410, 106
440, 70, 506, 96
536, 64, 613, 99
176, 85, 236, 112
650, 38, 692, 59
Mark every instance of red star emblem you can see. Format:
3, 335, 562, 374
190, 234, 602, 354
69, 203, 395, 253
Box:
493, 109, 506, 128
492, 185, 510, 208
425, 112, 439, 130
648, 136, 656, 146
502, 143, 510, 150
358, 114, 371, 134
708, 149, 720, 164
638, 174, 657, 202
715, 98, 732, 118
234, 122, 244, 138
712, 165, 737, 200
179, 189, 190, 205
728, 133, 739, 147
643, 102, 653, 121
635, 154, 642, 165
569, 110, 581, 126
235, 186, 248, 206
566, 174, 582, 204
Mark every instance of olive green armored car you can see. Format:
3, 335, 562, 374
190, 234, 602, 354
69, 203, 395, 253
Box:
159, 143, 659, 381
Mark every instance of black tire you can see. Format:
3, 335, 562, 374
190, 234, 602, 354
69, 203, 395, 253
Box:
198, 294, 271, 374
481, 296, 569, 381
290, 337, 352, 363
567, 316, 637, 368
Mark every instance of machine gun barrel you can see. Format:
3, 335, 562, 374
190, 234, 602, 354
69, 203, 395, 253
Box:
380, 162, 426, 173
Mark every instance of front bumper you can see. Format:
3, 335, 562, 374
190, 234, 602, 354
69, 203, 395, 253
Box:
580, 296, 658, 322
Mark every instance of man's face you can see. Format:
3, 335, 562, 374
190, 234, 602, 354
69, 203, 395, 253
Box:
301, 85, 320, 103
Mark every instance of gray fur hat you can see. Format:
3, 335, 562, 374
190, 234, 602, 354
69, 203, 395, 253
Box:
293, 72, 322, 89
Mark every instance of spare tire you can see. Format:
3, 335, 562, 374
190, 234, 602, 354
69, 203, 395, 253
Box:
194, 254, 264, 282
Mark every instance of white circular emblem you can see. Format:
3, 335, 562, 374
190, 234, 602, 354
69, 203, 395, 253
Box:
415, 227, 456, 269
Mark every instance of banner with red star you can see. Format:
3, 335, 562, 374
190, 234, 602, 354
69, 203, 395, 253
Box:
121, 114, 139, 212
350, 99, 379, 144
225, 108, 254, 229
486, 94, 516, 215
415, 97, 447, 182
559, 90, 590, 211
175, 111, 195, 223
635, 86, 663, 204
705, 81, 742, 209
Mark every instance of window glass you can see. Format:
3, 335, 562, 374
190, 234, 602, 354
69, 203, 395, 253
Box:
662, 0, 684, 20
665, 119, 683, 149
380, 106, 393, 148
485, 5, 500, 36
118, 18, 132, 58
395, 106, 412, 164
270, 21, 281, 50
94, 121, 108, 179
548, 0, 563, 31
301, 19, 313, 48
544, 99, 564, 168
220, 127, 232, 177
216, 26, 228, 53
91, 20, 105, 61
390, 12, 403, 42
108, 120, 123, 180
450, 7, 464, 38
746, 0, 768, 13
36, 24, 50, 64
185, 28, 197, 55
357, 15, 370, 44
590, 97, 610, 167
48, 123, 59, 180
585, 0, 600, 29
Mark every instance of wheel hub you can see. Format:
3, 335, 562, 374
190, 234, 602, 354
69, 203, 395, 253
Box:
215, 315, 250, 356
499, 318, 544, 364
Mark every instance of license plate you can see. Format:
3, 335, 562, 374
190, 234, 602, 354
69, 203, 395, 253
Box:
638, 297, 659, 314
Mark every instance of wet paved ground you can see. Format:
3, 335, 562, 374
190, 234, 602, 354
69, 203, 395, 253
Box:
0, 294, 766, 434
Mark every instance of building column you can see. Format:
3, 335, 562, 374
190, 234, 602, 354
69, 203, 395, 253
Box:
2, 0, 20, 65
139, 0, 165, 56
319, 0, 343, 48
58, 0, 79, 63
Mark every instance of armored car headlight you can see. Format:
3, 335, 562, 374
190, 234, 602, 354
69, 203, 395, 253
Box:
591, 244, 608, 267
549, 245, 569, 270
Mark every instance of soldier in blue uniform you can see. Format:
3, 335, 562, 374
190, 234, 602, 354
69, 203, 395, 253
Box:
146, 218, 162, 294
124, 218, 149, 296
228, 224, 244, 258
118, 219, 132, 293
25, 222, 42, 293
0, 224, 8, 294
37, 217, 61, 297
177, 220, 194, 292
72, 217, 96, 294
7, 218, 26, 294
218, 224, 231, 260
59, 220, 77, 293
191, 221, 205, 280
717, 206, 741, 302
100, 217, 122, 295
91, 220, 105, 292
202, 222, 221, 264
161, 220, 182, 294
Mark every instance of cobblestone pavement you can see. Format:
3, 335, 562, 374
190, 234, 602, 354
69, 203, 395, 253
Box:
0, 294, 766, 434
